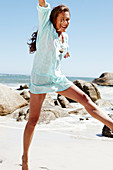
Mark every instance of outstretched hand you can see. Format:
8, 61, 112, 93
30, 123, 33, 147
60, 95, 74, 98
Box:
39, 0, 47, 7
64, 52, 70, 58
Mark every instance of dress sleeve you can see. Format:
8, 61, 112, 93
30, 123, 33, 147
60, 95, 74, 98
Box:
37, 3, 51, 31
63, 33, 69, 52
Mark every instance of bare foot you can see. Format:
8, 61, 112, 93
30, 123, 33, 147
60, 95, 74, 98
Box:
22, 156, 28, 170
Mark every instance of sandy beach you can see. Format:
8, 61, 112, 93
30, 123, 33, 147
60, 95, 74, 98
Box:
0, 116, 113, 170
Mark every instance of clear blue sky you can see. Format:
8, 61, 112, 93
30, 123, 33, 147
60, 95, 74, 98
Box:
0, 0, 113, 78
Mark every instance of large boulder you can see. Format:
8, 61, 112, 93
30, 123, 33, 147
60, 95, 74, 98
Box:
42, 94, 55, 107
95, 99, 113, 107
102, 114, 113, 138
69, 108, 88, 115
12, 105, 69, 124
38, 107, 69, 124
0, 84, 28, 116
57, 94, 73, 108
93, 72, 113, 86
73, 80, 101, 102
20, 90, 30, 102
17, 84, 29, 90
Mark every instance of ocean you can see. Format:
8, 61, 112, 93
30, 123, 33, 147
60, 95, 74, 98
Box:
0, 74, 30, 87
0, 73, 94, 87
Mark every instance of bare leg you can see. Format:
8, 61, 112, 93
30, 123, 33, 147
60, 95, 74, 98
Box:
57, 84, 113, 131
22, 93, 46, 170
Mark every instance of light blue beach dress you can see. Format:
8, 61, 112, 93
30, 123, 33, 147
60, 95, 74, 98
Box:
29, 3, 73, 94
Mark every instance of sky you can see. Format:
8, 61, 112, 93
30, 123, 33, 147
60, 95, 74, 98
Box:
0, 0, 113, 78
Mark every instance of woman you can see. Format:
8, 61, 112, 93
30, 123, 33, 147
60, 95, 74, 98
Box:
22, 0, 113, 169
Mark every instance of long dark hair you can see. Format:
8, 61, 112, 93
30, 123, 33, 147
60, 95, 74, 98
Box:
27, 31, 38, 53
28, 4, 70, 53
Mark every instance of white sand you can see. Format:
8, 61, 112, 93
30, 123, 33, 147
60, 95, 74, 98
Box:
0, 117, 113, 170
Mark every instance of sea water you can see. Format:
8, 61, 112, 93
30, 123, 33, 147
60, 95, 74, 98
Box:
0, 74, 30, 88
0, 74, 94, 87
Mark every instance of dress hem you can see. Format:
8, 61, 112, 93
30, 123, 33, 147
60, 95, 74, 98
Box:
29, 83, 73, 94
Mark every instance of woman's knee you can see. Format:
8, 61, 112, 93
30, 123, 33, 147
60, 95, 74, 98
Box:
28, 116, 39, 127
81, 93, 97, 110
80, 93, 92, 106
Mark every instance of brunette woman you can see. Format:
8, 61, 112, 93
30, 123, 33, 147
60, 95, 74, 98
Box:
22, 0, 113, 169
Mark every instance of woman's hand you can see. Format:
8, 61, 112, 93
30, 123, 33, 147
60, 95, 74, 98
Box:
64, 52, 70, 58
39, 0, 47, 7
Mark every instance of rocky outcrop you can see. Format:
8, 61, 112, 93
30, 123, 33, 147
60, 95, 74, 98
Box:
38, 107, 69, 124
11, 93, 69, 123
57, 94, 73, 108
93, 72, 113, 86
73, 80, 101, 102
69, 108, 88, 115
42, 94, 55, 107
95, 99, 113, 107
102, 114, 113, 138
57, 80, 101, 105
11, 105, 69, 124
17, 84, 29, 90
0, 84, 28, 116
20, 90, 30, 102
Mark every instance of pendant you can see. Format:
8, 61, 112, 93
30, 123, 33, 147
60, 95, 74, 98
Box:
59, 48, 63, 53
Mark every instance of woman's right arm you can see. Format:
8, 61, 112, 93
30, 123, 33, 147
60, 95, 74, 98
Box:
38, 0, 47, 7
37, 0, 51, 31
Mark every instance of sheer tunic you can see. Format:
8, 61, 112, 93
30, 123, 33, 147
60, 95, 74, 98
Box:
29, 3, 72, 94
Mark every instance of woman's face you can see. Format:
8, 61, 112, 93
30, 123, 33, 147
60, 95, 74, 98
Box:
55, 11, 70, 34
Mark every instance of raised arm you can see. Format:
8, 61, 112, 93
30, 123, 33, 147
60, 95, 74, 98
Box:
38, 0, 47, 7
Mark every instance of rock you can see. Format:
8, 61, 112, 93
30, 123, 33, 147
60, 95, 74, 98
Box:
11, 94, 56, 122
57, 94, 73, 108
0, 159, 3, 164
17, 84, 29, 90
73, 80, 101, 102
79, 118, 84, 121
9, 104, 29, 120
54, 99, 61, 107
38, 106, 69, 124
0, 83, 28, 116
23, 84, 29, 89
93, 72, 113, 86
13, 104, 69, 124
69, 108, 88, 115
38, 109, 56, 124
17, 115, 25, 121
102, 114, 113, 138
95, 99, 113, 107
42, 94, 55, 107
45, 107, 69, 118
20, 90, 30, 102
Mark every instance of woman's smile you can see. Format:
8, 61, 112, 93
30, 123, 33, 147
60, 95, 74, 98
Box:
55, 11, 70, 34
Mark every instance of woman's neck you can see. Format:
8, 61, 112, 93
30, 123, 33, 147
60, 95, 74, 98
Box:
58, 32, 64, 43
58, 31, 61, 36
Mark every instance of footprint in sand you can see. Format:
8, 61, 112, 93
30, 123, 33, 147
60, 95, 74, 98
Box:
18, 163, 22, 166
40, 167, 50, 170
18, 164, 50, 170
0, 159, 3, 164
